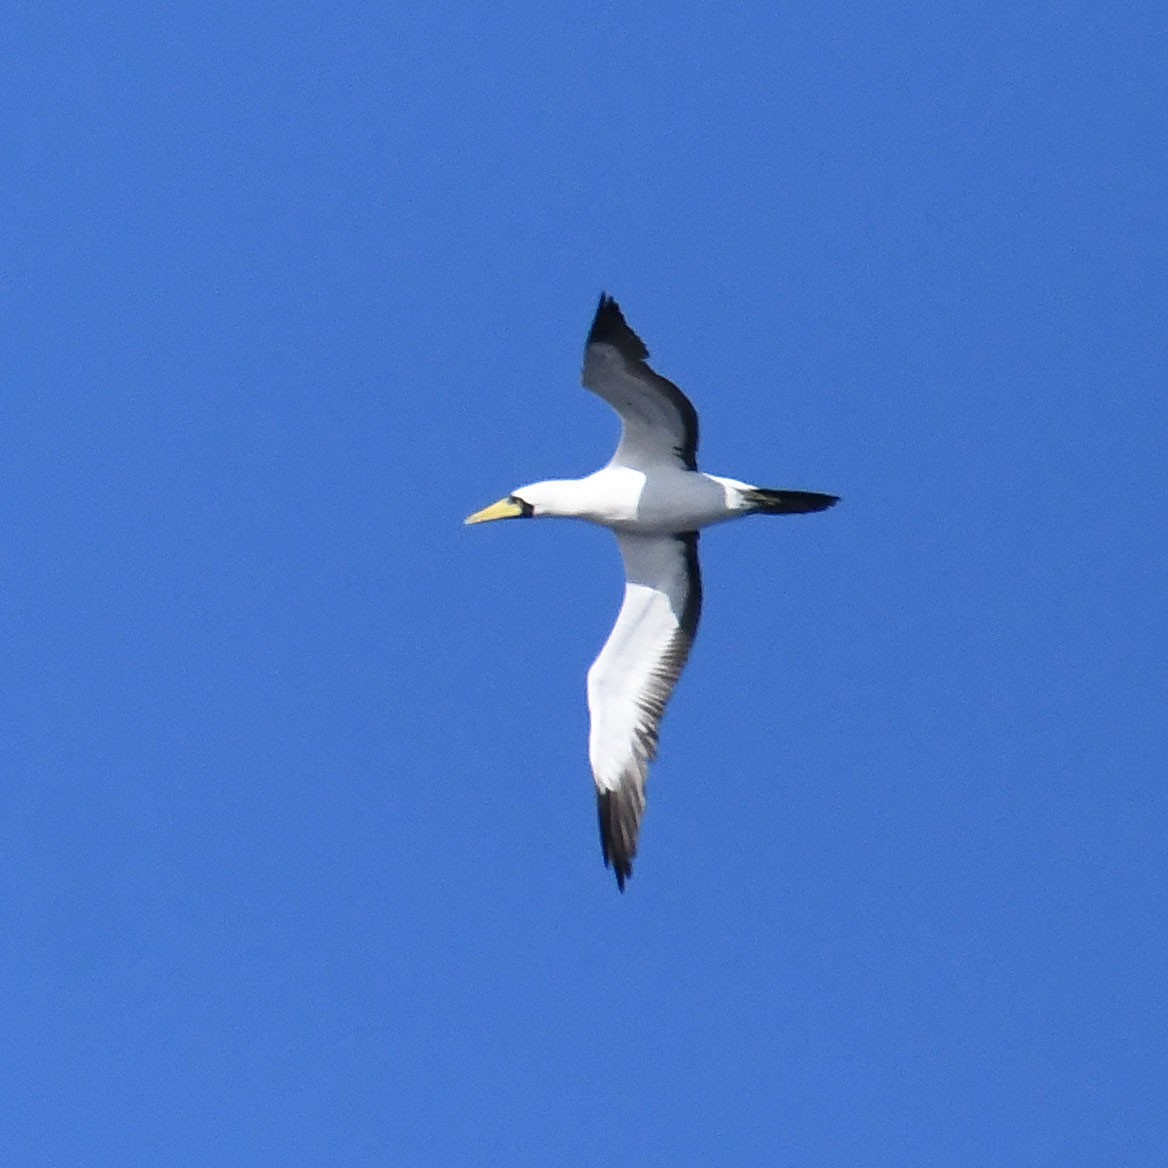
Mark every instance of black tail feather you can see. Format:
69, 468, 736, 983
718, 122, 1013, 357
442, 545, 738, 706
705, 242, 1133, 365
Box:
744, 488, 839, 515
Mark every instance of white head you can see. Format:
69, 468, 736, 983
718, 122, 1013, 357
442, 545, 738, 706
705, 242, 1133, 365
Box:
464, 480, 588, 524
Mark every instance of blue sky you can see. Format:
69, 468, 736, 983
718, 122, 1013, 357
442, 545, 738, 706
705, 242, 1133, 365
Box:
4, 3, 1165, 1164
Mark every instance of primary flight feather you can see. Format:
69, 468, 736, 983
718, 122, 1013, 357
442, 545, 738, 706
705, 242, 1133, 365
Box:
466, 295, 837, 889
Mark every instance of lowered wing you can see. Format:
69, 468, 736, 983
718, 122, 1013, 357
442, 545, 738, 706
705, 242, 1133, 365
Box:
586, 530, 702, 889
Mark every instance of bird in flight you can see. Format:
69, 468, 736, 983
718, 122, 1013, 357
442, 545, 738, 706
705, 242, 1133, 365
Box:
466, 295, 838, 889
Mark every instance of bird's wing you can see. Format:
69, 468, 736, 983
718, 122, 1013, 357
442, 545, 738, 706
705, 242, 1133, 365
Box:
587, 530, 702, 889
581, 294, 700, 472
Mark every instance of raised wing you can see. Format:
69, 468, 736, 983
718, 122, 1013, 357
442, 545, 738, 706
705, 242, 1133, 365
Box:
586, 531, 702, 889
582, 294, 700, 472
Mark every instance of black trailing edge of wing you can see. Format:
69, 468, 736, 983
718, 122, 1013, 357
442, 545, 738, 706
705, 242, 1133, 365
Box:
675, 531, 702, 641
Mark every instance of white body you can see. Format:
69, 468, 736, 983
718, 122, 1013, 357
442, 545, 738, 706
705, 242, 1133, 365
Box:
466, 295, 835, 889
515, 468, 757, 534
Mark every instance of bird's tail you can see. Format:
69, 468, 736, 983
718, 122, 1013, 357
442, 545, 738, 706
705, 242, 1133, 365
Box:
743, 488, 839, 515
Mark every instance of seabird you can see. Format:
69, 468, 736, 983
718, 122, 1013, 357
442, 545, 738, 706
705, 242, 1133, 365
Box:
466, 295, 838, 890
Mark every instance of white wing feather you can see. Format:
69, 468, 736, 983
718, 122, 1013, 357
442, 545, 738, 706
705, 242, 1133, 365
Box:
587, 531, 701, 887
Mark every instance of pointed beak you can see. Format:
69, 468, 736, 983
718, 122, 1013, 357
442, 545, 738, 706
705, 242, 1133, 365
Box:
464, 497, 525, 525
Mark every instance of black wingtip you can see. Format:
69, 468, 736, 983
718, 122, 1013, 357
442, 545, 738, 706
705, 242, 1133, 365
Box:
597, 789, 635, 892
587, 293, 650, 360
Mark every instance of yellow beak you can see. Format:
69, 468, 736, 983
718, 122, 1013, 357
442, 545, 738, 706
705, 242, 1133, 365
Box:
464, 497, 525, 525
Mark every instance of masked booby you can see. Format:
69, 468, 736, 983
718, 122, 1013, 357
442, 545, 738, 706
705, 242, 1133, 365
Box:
466, 295, 838, 890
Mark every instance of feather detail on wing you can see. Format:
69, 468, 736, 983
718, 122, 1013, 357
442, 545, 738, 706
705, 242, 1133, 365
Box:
582, 294, 700, 472
587, 531, 702, 889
